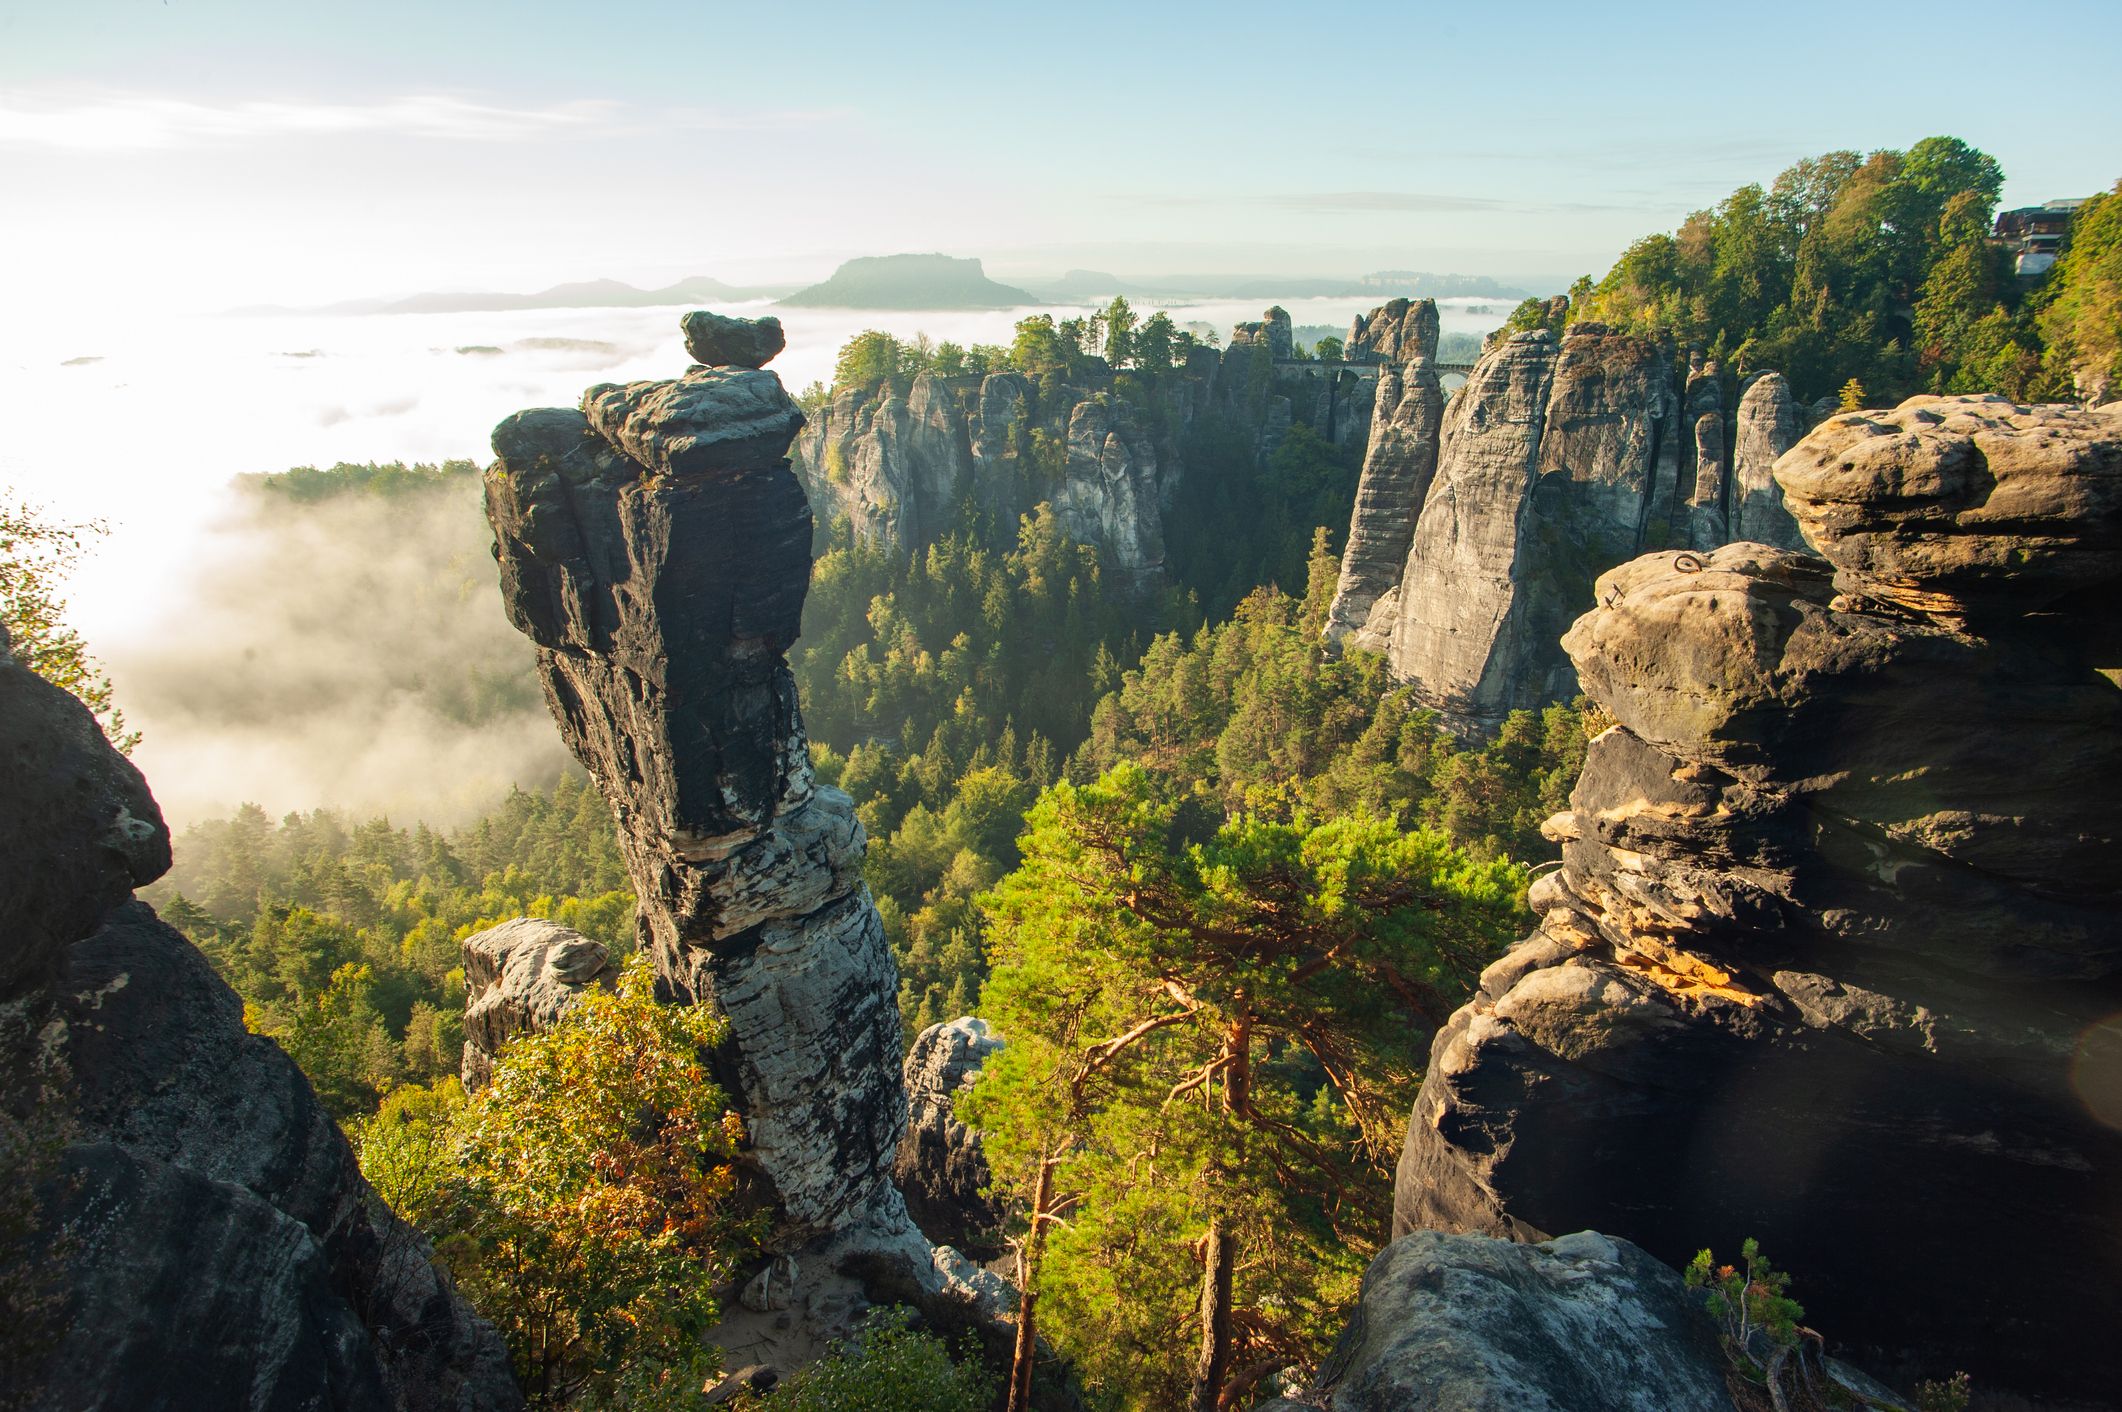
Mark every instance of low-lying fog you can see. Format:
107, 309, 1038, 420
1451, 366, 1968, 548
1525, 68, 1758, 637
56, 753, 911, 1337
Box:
1, 293, 1507, 827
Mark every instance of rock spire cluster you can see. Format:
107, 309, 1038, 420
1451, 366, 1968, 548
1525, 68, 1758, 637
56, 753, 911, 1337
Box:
1325, 317, 1811, 728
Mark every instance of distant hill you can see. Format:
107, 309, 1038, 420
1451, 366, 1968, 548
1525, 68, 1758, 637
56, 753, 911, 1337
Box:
231, 274, 782, 317
779, 254, 1039, 310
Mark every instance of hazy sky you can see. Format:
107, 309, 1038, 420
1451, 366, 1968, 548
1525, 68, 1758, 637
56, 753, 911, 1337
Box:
4, 0, 2120, 314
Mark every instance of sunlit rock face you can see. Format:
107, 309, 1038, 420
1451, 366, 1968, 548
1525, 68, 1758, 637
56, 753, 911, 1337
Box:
1393, 397, 2122, 1401
1327, 299, 1445, 650
1323, 314, 1819, 732
459, 917, 618, 1090
483, 316, 1009, 1332
0, 623, 519, 1412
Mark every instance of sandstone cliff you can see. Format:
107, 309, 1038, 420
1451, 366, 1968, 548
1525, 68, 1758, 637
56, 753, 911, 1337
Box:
793, 308, 1375, 573
482, 313, 1005, 1328
0, 623, 519, 1411
1392, 395, 2122, 1399
1324, 319, 1815, 729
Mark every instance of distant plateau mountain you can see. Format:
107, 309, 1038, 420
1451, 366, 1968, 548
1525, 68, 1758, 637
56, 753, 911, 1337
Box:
777, 254, 1039, 310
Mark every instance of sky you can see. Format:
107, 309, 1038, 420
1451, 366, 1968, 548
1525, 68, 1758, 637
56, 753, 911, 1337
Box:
5, 0, 2120, 318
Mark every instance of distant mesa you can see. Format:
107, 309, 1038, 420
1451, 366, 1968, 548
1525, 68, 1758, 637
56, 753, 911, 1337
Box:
230, 273, 781, 318
777, 253, 1039, 310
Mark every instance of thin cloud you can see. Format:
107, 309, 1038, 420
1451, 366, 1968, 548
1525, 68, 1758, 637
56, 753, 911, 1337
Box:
1136, 190, 1656, 216
0, 92, 847, 151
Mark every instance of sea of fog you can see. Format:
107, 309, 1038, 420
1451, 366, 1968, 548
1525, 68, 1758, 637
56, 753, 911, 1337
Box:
0, 293, 1508, 827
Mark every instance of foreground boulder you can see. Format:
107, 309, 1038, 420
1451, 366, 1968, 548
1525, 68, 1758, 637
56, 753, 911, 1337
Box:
0, 623, 519, 1411
1261, 1231, 1731, 1412
1393, 396, 2122, 1400
482, 312, 1010, 1365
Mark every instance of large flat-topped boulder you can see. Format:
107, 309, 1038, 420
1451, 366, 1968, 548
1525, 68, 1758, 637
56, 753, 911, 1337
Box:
1775, 394, 2122, 616
582, 366, 808, 480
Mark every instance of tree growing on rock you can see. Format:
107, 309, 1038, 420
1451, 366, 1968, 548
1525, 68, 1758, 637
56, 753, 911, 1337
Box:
0, 492, 134, 750
357, 954, 758, 1407
964, 765, 1526, 1411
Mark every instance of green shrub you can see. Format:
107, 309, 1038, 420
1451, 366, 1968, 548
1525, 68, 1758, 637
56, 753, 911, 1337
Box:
758, 1310, 993, 1412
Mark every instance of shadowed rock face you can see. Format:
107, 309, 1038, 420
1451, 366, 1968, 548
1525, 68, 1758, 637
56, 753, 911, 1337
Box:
1392, 397, 2122, 1400
483, 320, 1016, 1350
0, 624, 519, 1412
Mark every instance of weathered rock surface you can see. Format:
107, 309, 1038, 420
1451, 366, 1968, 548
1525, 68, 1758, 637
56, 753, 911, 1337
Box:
1382, 325, 1683, 725
1325, 316, 1822, 728
1327, 299, 1444, 648
0, 623, 519, 1412
682, 309, 785, 369
459, 917, 619, 1089
1729, 372, 1807, 549
895, 1017, 1005, 1259
793, 308, 1374, 574
483, 311, 1010, 1325
1392, 397, 2122, 1399
1259, 1231, 1731, 1412
1775, 394, 2122, 618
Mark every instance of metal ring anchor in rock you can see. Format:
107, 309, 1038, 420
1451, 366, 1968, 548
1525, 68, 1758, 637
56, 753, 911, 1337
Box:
1672, 552, 1704, 573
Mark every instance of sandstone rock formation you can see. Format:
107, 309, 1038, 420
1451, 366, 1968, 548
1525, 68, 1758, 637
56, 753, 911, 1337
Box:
1323, 317, 1826, 729
1728, 371, 1807, 549
793, 308, 1374, 575
1326, 298, 1445, 648
683, 309, 786, 369
895, 1017, 1005, 1259
1392, 396, 2122, 1399
1257, 1231, 1732, 1412
459, 917, 619, 1089
1371, 325, 1684, 725
483, 311, 1005, 1309
0, 622, 519, 1411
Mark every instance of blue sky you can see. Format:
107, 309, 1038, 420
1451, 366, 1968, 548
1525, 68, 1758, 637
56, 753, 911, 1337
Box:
4, 0, 2118, 311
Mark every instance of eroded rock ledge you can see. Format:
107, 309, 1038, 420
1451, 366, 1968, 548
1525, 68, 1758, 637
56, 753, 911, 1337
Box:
1393, 396, 2122, 1400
